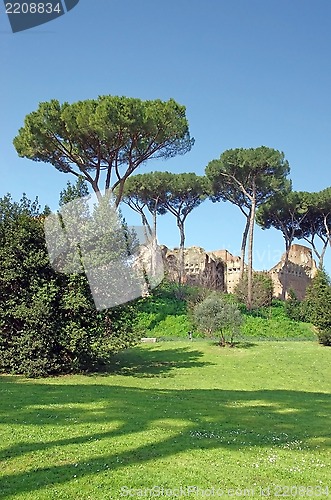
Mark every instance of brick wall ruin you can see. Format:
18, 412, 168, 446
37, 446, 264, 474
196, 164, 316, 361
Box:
161, 244, 317, 300
269, 244, 317, 300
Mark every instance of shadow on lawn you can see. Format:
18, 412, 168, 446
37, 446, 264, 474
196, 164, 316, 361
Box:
0, 372, 330, 496
107, 345, 212, 377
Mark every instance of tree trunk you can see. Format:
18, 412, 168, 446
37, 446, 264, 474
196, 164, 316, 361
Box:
247, 198, 256, 310
319, 240, 328, 269
139, 211, 153, 253
115, 179, 126, 207
304, 236, 325, 270
178, 220, 185, 285
324, 214, 331, 248
281, 238, 291, 300
153, 209, 157, 241
240, 214, 250, 280
91, 181, 102, 202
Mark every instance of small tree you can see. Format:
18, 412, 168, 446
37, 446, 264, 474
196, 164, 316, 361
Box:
234, 272, 274, 310
303, 269, 331, 346
193, 292, 243, 346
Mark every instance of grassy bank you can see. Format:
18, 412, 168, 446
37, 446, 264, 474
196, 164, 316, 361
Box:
135, 285, 315, 341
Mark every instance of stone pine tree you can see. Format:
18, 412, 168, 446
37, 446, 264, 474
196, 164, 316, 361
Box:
13, 96, 194, 206
256, 191, 309, 298
155, 172, 208, 284
120, 172, 168, 242
122, 171, 208, 284
206, 146, 290, 309
298, 188, 331, 268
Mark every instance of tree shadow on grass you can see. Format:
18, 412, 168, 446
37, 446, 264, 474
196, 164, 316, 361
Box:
0, 373, 330, 497
106, 344, 213, 377
210, 340, 257, 349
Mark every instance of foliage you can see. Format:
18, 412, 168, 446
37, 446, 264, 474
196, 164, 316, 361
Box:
59, 177, 89, 207
193, 292, 243, 345
297, 188, 331, 268
121, 171, 208, 284
120, 172, 169, 238
231, 300, 314, 340
0, 194, 139, 377
256, 191, 310, 242
134, 283, 315, 342
13, 96, 194, 205
303, 269, 331, 346
0, 194, 64, 377
134, 281, 196, 338
206, 146, 291, 308
149, 315, 195, 339
284, 289, 306, 322
256, 188, 331, 272
234, 272, 274, 309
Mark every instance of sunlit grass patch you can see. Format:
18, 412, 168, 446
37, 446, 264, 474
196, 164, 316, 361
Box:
0, 341, 330, 499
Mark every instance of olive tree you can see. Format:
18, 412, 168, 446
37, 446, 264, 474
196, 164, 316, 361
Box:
193, 292, 243, 346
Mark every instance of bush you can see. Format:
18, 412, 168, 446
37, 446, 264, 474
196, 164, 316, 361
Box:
193, 292, 243, 346
234, 272, 273, 309
316, 329, 331, 346
0, 194, 138, 377
303, 269, 331, 346
284, 289, 306, 322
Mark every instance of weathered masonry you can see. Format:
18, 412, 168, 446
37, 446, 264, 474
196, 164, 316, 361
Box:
161, 244, 317, 299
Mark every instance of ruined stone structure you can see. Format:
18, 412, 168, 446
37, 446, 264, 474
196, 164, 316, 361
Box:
210, 250, 243, 294
160, 246, 225, 290
161, 243, 317, 300
269, 244, 317, 300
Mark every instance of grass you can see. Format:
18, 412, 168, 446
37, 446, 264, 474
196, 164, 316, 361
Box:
0, 341, 330, 499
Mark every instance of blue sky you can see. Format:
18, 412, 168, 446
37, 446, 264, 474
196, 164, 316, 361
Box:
1, 0, 331, 273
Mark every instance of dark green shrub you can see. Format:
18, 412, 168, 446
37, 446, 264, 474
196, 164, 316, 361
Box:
285, 289, 306, 322
0, 194, 138, 377
303, 269, 331, 346
316, 329, 331, 346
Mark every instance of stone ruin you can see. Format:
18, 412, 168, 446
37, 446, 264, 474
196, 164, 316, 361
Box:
160, 246, 226, 290
161, 244, 317, 300
269, 244, 317, 300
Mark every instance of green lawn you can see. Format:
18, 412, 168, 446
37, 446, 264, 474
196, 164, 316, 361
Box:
0, 341, 330, 499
